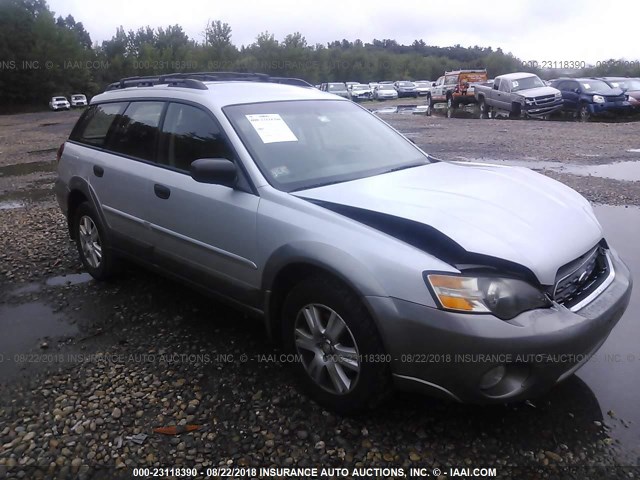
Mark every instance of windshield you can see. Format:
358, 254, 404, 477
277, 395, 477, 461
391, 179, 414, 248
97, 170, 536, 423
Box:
328, 83, 346, 91
54, 97, 66, 101
224, 100, 429, 192
397, 82, 414, 87
580, 80, 614, 93
609, 79, 640, 91
352, 85, 368, 90
72, 95, 85, 100
379, 85, 394, 90
511, 76, 545, 92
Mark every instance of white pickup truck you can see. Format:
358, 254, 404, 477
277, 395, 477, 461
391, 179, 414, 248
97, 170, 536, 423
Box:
474, 72, 564, 118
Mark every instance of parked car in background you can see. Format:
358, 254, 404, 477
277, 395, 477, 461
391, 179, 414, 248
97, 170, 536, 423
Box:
349, 84, 373, 101
427, 70, 487, 108
320, 82, 351, 99
550, 78, 632, 121
474, 72, 564, 118
394, 81, 418, 98
373, 83, 399, 100
49, 96, 70, 111
368, 82, 380, 92
598, 77, 640, 112
70, 94, 88, 107
55, 72, 632, 413
414, 81, 431, 96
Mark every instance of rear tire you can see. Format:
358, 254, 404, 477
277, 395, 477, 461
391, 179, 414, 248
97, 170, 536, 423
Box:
282, 276, 392, 414
479, 98, 490, 118
73, 202, 118, 281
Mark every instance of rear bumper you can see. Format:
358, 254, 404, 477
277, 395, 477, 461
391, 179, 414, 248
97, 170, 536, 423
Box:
365, 251, 632, 403
452, 92, 477, 105
54, 178, 69, 215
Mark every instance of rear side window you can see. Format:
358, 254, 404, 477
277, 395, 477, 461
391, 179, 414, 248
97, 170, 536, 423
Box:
109, 101, 165, 161
159, 103, 233, 171
70, 103, 126, 147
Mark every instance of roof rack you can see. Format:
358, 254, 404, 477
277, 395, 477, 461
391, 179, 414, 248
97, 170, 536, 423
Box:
444, 69, 487, 74
105, 72, 312, 91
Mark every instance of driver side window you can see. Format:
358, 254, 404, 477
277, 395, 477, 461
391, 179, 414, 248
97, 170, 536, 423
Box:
159, 103, 234, 172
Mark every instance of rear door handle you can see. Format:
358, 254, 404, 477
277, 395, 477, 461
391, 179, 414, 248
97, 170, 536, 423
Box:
154, 184, 171, 199
93, 165, 104, 177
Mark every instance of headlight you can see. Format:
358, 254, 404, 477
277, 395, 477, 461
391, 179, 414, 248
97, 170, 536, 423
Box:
593, 95, 605, 104
555, 92, 562, 98
525, 98, 534, 105
424, 274, 551, 320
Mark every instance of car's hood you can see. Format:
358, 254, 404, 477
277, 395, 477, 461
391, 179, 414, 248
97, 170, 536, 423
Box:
515, 86, 559, 97
294, 162, 603, 284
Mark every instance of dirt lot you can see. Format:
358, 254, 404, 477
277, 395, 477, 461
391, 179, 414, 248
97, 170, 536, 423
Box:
1, 108, 639, 479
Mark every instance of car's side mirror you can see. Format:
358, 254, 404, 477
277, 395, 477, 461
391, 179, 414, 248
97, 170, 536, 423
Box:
573, 88, 580, 93
190, 158, 237, 187
431, 82, 436, 87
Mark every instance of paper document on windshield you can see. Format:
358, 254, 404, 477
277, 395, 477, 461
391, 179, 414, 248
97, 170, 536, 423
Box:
246, 114, 298, 144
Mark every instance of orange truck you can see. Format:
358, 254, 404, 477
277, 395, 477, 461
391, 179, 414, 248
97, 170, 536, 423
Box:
427, 69, 488, 109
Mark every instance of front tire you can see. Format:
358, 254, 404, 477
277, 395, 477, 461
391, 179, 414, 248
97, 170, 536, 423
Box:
74, 202, 117, 281
578, 104, 591, 122
282, 276, 391, 414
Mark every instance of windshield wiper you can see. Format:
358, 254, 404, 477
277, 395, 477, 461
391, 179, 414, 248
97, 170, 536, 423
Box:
378, 161, 428, 175
290, 179, 349, 192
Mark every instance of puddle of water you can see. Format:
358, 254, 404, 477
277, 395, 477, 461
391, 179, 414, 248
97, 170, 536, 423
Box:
0, 200, 25, 210
576, 204, 640, 460
0, 187, 54, 206
9, 283, 42, 295
0, 160, 55, 177
0, 302, 78, 378
562, 161, 640, 182
45, 273, 93, 287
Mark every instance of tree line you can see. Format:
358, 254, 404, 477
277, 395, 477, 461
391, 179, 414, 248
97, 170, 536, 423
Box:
1, 0, 639, 111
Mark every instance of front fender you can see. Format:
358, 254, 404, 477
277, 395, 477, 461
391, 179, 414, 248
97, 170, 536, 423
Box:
262, 241, 388, 298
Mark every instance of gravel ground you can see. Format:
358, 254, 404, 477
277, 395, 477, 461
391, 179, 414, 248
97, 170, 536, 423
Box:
0, 109, 639, 479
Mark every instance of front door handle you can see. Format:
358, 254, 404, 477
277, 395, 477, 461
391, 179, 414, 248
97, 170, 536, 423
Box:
93, 165, 104, 177
154, 184, 171, 199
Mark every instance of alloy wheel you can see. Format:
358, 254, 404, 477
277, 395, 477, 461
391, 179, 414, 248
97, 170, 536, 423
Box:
78, 215, 102, 268
293, 304, 360, 395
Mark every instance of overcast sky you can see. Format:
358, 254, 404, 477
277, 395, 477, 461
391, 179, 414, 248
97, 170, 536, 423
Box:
47, 0, 639, 64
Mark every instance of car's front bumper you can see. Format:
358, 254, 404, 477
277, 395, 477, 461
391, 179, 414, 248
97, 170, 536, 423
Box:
366, 251, 632, 403
590, 100, 633, 116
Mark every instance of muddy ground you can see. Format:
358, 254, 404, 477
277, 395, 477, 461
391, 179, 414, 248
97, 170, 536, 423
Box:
0, 107, 639, 479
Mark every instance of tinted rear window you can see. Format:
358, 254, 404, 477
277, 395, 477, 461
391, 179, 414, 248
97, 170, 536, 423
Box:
70, 103, 127, 147
108, 102, 165, 161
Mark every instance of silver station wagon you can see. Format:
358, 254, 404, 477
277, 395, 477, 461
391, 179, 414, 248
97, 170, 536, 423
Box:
55, 72, 632, 413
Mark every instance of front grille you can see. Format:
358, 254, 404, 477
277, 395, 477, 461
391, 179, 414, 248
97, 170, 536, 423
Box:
605, 95, 625, 103
534, 95, 556, 105
552, 247, 609, 308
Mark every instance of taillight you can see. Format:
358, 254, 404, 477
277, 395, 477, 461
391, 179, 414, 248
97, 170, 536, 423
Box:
56, 143, 65, 163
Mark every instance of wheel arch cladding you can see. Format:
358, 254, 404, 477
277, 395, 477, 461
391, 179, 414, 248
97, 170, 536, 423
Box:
262, 243, 388, 345
67, 177, 106, 240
